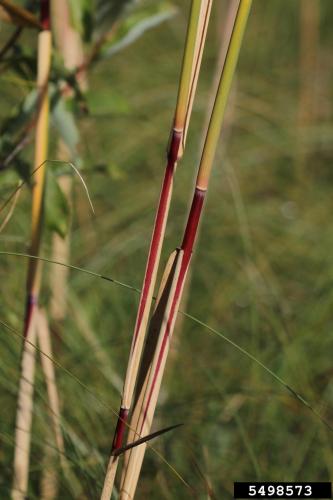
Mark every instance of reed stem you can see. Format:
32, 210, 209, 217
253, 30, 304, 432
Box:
120, 2, 252, 497
100, 2, 212, 499
12, 4, 53, 498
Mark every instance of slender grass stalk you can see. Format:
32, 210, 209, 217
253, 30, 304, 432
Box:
12, 3, 53, 498
37, 309, 65, 465
11, 310, 39, 500
121, 0, 241, 484
200, 0, 240, 152
120, 2, 252, 498
49, 0, 87, 325
40, 5, 87, 491
100, 2, 212, 498
179, 0, 213, 149
38, 304, 82, 500
168, 0, 240, 374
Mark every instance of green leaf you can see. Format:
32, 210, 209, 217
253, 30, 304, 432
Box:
68, 0, 93, 40
1, 89, 38, 138
13, 157, 31, 185
44, 170, 70, 238
100, 2, 177, 59
51, 92, 80, 161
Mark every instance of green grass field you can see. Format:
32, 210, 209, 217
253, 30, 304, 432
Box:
1, 1, 333, 498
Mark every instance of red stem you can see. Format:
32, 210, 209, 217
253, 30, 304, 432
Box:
111, 129, 182, 453
132, 129, 182, 350
40, 0, 50, 30
24, 294, 37, 338
112, 408, 129, 452
139, 188, 206, 434
181, 187, 205, 258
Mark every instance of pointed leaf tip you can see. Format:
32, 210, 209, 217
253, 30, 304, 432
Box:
112, 423, 183, 457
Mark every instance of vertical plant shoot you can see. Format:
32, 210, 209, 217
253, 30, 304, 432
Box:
101, 2, 212, 498
12, 2, 52, 498
120, 1, 252, 498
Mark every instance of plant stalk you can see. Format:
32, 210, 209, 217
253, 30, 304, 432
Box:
120, 1, 252, 498
12, 3, 52, 498
100, 2, 212, 499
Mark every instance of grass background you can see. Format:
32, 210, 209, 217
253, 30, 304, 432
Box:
1, 0, 333, 498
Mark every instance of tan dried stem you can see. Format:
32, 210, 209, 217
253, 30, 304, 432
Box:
37, 310, 66, 467
120, 250, 186, 499
12, 28, 52, 500
12, 314, 38, 500
49, 0, 87, 324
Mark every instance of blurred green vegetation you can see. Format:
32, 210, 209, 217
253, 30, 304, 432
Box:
1, 0, 333, 498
